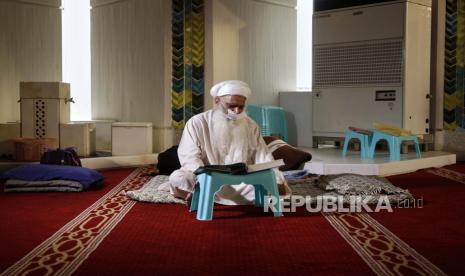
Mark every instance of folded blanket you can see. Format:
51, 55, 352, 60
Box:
283, 170, 313, 181
1, 164, 104, 190
4, 179, 92, 192
287, 174, 414, 206
317, 174, 412, 197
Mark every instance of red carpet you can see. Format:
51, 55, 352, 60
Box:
74, 205, 373, 275
0, 168, 136, 272
370, 167, 465, 275
1, 164, 465, 275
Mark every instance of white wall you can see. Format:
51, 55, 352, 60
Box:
91, 0, 168, 125
90, 0, 297, 151
209, 0, 297, 107
0, 0, 61, 123
91, 0, 173, 152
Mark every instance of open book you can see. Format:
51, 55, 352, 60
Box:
349, 126, 373, 135
193, 159, 284, 175
247, 159, 284, 172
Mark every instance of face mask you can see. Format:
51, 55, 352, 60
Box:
226, 109, 246, 121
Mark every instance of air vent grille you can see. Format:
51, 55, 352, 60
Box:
313, 40, 403, 87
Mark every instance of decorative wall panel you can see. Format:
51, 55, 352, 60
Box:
172, 0, 205, 129
444, 0, 465, 131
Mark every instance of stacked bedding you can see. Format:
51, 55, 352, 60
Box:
1, 164, 104, 192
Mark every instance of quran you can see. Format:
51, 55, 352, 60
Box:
193, 159, 285, 175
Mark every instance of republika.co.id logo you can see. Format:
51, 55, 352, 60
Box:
263, 195, 423, 213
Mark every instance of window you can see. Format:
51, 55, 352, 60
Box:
296, 0, 313, 91
62, 0, 91, 120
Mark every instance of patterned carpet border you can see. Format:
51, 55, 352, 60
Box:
1, 167, 153, 276
426, 167, 465, 184
324, 212, 446, 276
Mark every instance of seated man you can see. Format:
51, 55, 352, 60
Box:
168, 80, 288, 205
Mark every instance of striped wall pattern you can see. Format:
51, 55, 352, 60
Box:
444, 0, 465, 131
172, 0, 205, 129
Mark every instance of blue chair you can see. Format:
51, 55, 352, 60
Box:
246, 105, 288, 142
246, 104, 265, 135
368, 129, 421, 160
189, 169, 283, 221
342, 130, 372, 159
263, 106, 288, 142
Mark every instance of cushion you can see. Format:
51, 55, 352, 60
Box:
263, 136, 312, 171
1, 164, 104, 190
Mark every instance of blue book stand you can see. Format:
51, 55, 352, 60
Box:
189, 169, 283, 221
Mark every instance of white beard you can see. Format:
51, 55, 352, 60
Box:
211, 107, 251, 165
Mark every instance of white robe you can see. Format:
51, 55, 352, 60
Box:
167, 109, 282, 205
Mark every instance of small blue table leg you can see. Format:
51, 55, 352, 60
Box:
189, 184, 200, 212
268, 182, 282, 217
197, 179, 215, 221
254, 185, 264, 207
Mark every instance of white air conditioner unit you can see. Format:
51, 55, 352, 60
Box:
312, 0, 432, 138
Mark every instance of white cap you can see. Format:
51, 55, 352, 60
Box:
210, 80, 251, 99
